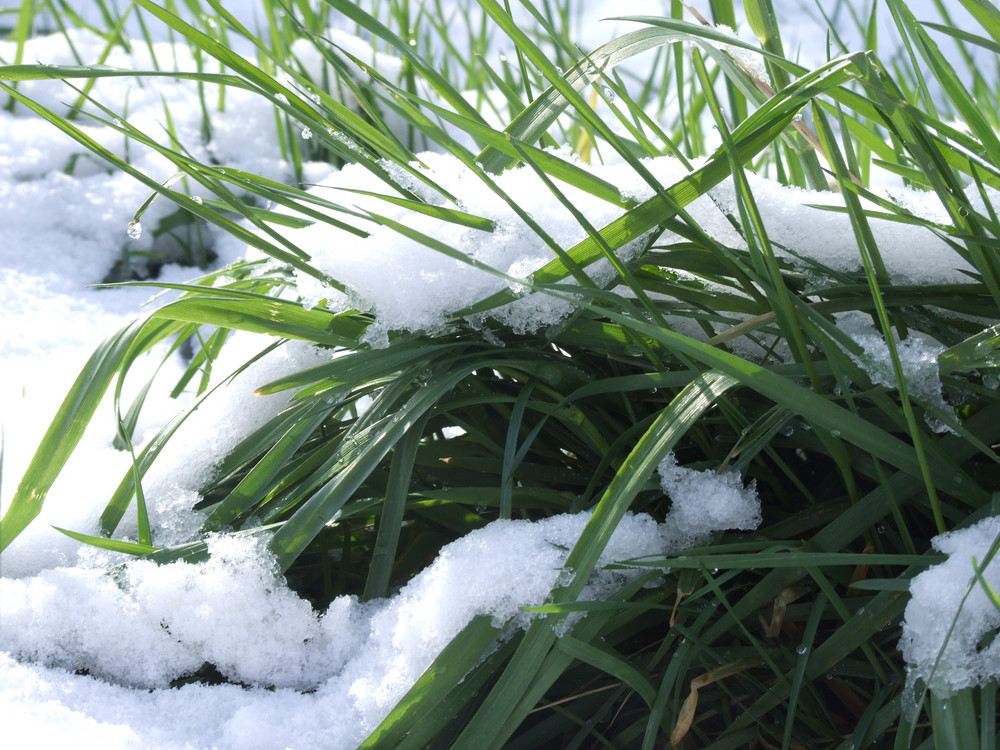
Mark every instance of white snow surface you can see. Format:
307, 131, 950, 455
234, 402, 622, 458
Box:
900, 516, 1000, 697
0, 1, 992, 746
657, 453, 762, 550
287, 152, 976, 347
0, 512, 726, 749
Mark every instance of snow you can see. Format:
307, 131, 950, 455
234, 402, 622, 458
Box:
657, 453, 762, 550
900, 516, 1000, 699
0, 513, 712, 749
0, 0, 993, 746
836, 311, 953, 431
285, 151, 977, 347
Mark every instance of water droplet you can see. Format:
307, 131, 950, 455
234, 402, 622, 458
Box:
603, 86, 615, 102
499, 51, 508, 62
190, 195, 203, 205
126, 221, 142, 240
877, 523, 887, 534
308, 92, 320, 103
649, 387, 658, 394
275, 93, 287, 104
796, 644, 808, 655
475, 504, 487, 513
301, 126, 313, 140
830, 429, 841, 438
793, 113, 803, 123
825, 673, 834, 680
112, 117, 123, 127
408, 38, 417, 47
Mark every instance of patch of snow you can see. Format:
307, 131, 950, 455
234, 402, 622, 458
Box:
900, 515, 1000, 700
836, 312, 953, 430
1, 512, 689, 749
657, 453, 762, 550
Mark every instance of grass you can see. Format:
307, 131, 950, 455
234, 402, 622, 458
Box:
2, 0, 1000, 747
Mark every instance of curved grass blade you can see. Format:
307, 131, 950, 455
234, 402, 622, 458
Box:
52, 526, 159, 557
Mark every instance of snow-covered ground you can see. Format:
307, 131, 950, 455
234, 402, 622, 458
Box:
0, 2, 997, 747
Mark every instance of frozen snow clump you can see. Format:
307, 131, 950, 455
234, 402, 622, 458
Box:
657, 453, 762, 549
836, 312, 953, 431
900, 515, 1000, 696
287, 150, 653, 344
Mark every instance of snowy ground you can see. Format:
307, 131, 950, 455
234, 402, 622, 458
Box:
0, 2, 997, 748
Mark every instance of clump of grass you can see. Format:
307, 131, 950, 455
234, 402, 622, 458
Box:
2, 0, 999, 747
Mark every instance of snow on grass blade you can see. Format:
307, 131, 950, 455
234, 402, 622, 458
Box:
458, 54, 862, 318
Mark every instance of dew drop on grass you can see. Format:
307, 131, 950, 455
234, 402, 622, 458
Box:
190, 195, 203, 205
796, 644, 808, 655
603, 86, 615, 102
112, 117, 123, 127
793, 113, 803, 123
301, 126, 313, 140
126, 221, 142, 240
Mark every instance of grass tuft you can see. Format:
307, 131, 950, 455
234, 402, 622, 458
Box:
2, 0, 999, 747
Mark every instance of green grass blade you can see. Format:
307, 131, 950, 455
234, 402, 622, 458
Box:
51, 527, 160, 556
0, 319, 152, 551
